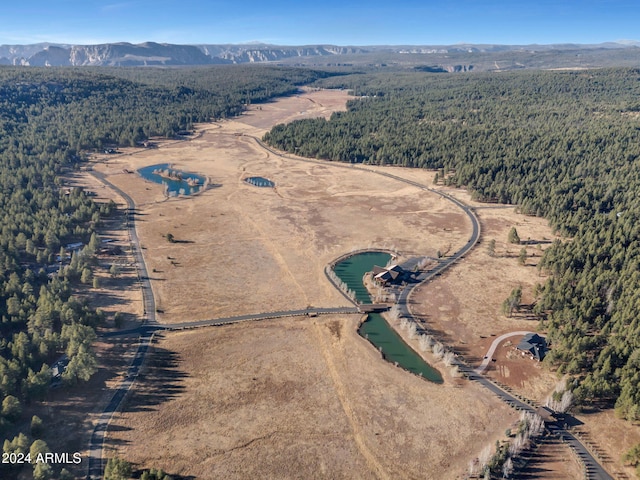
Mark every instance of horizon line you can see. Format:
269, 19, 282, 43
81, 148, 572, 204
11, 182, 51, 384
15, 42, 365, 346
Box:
1, 40, 639, 48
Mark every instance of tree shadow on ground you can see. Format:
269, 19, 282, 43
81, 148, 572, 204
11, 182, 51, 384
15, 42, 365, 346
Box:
514, 435, 571, 478
120, 340, 188, 414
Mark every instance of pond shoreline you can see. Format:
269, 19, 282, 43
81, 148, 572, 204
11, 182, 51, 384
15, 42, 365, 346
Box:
137, 163, 210, 198
331, 250, 443, 384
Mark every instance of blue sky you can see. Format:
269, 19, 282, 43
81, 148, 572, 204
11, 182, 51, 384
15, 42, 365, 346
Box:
1, 0, 638, 46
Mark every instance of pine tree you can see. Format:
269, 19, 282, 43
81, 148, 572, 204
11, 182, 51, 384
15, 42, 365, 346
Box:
487, 239, 496, 257
508, 227, 520, 244
105, 457, 132, 480
518, 247, 527, 265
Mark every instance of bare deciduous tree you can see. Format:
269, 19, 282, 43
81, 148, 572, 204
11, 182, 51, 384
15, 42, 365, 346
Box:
407, 322, 417, 339
418, 334, 432, 352
443, 350, 456, 366
502, 457, 514, 478
478, 444, 492, 471
432, 342, 444, 359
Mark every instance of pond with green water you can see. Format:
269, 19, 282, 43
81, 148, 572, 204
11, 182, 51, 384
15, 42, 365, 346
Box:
333, 252, 443, 383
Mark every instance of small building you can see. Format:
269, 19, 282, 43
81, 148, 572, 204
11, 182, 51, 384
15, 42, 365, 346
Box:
372, 264, 404, 285
51, 355, 69, 379
100, 245, 122, 256
517, 333, 547, 361
536, 405, 557, 423
65, 242, 84, 252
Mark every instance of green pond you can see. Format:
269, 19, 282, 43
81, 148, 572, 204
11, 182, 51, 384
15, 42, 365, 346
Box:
333, 252, 443, 383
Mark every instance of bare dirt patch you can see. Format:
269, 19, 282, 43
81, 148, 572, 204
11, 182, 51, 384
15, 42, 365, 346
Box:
107, 316, 518, 479
91, 91, 469, 324
28, 335, 140, 474
572, 410, 640, 478
516, 435, 584, 479
89, 89, 603, 479
402, 178, 562, 403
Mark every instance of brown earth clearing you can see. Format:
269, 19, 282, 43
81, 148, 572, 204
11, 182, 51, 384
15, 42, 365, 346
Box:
107, 316, 518, 480
73, 88, 634, 478
572, 410, 640, 479
91, 90, 468, 324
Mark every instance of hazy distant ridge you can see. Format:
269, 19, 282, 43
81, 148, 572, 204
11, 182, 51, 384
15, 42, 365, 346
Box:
0, 41, 638, 67
0, 42, 368, 66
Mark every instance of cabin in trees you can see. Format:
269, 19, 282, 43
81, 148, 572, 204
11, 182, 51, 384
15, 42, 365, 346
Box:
517, 333, 547, 361
372, 264, 405, 285
50, 355, 69, 379
65, 242, 84, 252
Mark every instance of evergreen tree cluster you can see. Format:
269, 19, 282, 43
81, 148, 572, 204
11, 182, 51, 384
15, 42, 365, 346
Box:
0, 64, 333, 477
264, 68, 640, 419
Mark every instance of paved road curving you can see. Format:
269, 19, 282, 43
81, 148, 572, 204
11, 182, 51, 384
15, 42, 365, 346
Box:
474, 330, 534, 374
255, 137, 613, 479
84, 135, 612, 479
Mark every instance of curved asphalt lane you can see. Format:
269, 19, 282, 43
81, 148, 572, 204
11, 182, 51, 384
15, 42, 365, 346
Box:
254, 137, 612, 479
474, 331, 534, 374
85, 140, 612, 479
366, 174, 610, 479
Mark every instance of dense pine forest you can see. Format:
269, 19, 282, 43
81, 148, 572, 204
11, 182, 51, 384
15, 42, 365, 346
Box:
0, 64, 331, 479
264, 68, 640, 421
4, 62, 640, 476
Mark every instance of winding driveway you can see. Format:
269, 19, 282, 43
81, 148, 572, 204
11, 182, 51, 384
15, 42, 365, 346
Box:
474, 331, 534, 374
83, 132, 612, 479
252, 137, 612, 479
86, 168, 157, 479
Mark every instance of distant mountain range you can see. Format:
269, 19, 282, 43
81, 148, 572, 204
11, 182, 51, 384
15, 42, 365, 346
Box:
0, 42, 367, 66
1, 41, 639, 70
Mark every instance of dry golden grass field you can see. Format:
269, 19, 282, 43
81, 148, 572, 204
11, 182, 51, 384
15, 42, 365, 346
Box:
81, 88, 632, 479
107, 316, 519, 480
91, 90, 469, 324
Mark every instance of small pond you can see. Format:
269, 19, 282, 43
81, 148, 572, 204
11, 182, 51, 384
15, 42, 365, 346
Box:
138, 163, 206, 196
245, 176, 275, 188
333, 252, 443, 383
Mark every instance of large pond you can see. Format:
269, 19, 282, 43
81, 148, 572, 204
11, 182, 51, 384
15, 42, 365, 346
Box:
333, 252, 443, 383
138, 163, 206, 196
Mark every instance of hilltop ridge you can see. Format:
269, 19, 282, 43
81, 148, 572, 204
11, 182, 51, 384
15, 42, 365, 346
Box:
1, 41, 640, 70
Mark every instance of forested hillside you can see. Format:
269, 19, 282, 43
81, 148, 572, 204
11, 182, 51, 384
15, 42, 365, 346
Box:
0, 65, 329, 478
265, 68, 640, 420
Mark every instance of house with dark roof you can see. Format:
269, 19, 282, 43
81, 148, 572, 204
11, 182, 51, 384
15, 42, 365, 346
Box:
372, 264, 404, 285
517, 333, 547, 361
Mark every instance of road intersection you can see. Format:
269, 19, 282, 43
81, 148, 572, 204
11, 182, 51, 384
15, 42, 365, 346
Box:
85, 140, 612, 479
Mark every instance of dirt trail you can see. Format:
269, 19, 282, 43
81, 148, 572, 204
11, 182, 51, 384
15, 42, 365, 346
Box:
231, 200, 310, 306
312, 320, 389, 480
